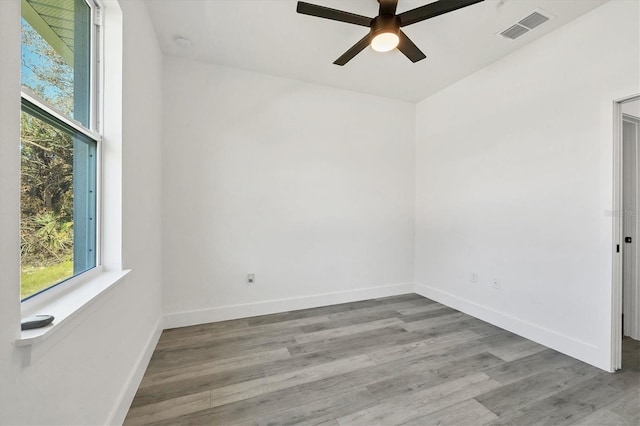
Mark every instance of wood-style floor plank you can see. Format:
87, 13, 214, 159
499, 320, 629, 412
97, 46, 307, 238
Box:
124, 295, 640, 426
336, 373, 501, 425
573, 389, 640, 425
491, 376, 623, 425
476, 362, 602, 416
139, 347, 291, 389
402, 398, 499, 426
234, 389, 378, 426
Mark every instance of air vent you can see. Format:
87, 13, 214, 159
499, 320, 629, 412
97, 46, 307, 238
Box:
519, 12, 549, 30
500, 24, 529, 40
499, 9, 553, 40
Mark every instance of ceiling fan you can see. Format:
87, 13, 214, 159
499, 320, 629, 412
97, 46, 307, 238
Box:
297, 0, 485, 65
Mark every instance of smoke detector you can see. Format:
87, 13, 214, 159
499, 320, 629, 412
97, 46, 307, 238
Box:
174, 35, 192, 48
499, 9, 554, 40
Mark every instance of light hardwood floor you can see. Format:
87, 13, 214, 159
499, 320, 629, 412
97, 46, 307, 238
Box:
125, 294, 640, 425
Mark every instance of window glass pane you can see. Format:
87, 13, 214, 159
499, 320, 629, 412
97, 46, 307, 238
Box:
21, 0, 91, 127
20, 110, 97, 300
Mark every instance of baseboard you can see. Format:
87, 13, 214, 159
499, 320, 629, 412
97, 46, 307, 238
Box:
163, 282, 415, 329
413, 282, 606, 370
106, 316, 163, 425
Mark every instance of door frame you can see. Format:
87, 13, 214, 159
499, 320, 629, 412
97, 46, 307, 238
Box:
612, 93, 640, 371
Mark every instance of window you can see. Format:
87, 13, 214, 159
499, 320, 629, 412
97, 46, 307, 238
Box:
20, 0, 100, 300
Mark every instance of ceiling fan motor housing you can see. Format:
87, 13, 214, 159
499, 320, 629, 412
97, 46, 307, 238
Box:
371, 15, 401, 37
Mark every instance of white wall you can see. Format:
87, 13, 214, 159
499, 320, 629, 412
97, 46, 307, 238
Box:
0, 1, 164, 424
162, 58, 415, 325
414, 0, 640, 371
0, 3, 23, 424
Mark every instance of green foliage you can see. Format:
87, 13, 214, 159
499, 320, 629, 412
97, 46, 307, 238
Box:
20, 111, 74, 267
21, 211, 73, 266
20, 19, 75, 277
20, 113, 74, 214
21, 260, 73, 299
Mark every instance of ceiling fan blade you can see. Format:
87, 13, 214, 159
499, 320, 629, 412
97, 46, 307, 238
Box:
378, 0, 398, 16
297, 2, 372, 27
398, 0, 484, 27
397, 30, 426, 63
334, 33, 373, 66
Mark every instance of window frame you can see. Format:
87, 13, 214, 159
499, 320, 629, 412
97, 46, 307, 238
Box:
20, 0, 104, 303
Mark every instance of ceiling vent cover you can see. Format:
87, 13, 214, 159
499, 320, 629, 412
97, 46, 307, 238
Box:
519, 12, 549, 29
499, 9, 553, 40
500, 24, 529, 40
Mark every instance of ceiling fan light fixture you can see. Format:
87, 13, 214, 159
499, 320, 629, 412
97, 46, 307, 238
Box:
371, 32, 399, 52
297, 0, 485, 65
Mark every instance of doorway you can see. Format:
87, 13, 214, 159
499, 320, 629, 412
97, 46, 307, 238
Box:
613, 95, 640, 371
622, 105, 639, 340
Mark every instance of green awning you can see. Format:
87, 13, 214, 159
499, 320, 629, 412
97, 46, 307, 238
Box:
22, 0, 75, 66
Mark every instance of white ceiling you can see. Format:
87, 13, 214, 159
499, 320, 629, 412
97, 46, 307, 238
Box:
145, 0, 608, 102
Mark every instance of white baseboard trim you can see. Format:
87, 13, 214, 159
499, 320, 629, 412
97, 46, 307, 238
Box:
106, 316, 163, 426
413, 282, 606, 371
163, 282, 415, 330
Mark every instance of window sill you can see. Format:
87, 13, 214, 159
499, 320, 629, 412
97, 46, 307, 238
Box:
16, 269, 130, 365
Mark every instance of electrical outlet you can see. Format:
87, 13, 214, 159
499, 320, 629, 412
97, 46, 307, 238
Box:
247, 273, 255, 284
491, 278, 500, 289
471, 273, 478, 283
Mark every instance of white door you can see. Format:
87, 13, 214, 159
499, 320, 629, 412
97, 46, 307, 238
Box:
622, 113, 639, 340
